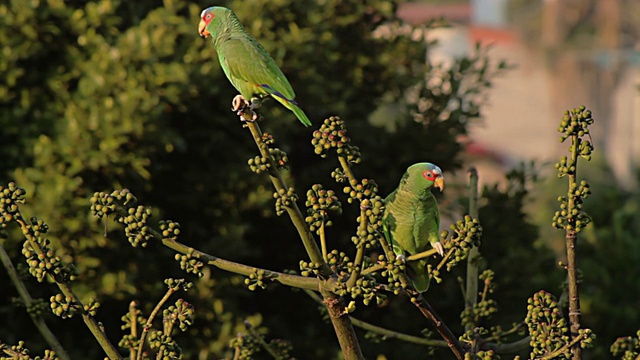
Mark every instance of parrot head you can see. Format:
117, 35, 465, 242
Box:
406, 162, 444, 192
198, 6, 232, 38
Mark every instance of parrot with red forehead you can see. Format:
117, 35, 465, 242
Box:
198, 6, 312, 126
382, 162, 445, 293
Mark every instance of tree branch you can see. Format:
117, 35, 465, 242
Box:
411, 293, 466, 359
0, 243, 70, 360
14, 215, 123, 360
242, 116, 364, 359
465, 167, 480, 333
244, 121, 333, 277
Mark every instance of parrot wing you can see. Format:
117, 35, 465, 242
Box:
382, 190, 439, 293
218, 36, 296, 102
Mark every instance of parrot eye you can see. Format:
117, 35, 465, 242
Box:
422, 170, 436, 181
205, 13, 212, 20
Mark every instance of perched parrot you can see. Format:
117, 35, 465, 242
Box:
198, 6, 312, 127
382, 162, 445, 293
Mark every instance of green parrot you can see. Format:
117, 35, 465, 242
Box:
198, 6, 312, 127
382, 162, 445, 293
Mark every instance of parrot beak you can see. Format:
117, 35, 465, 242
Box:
434, 176, 445, 192
198, 19, 210, 38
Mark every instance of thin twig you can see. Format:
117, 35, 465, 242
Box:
245, 320, 281, 359
465, 168, 480, 332
410, 293, 466, 359
129, 301, 139, 360
540, 332, 586, 360
319, 219, 328, 262
136, 287, 178, 360
565, 134, 582, 360
105, 205, 324, 292
0, 244, 71, 360
14, 215, 122, 359
303, 289, 446, 347
243, 115, 364, 360
245, 121, 331, 276
346, 207, 367, 289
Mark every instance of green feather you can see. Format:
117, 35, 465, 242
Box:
382, 163, 444, 293
201, 6, 311, 127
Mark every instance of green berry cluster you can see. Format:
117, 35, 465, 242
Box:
378, 255, 406, 295
22, 222, 78, 283
579, 328, 595, 349
311, 116, 361, 164
38, 349, 58, 360
91, 190, 156, 247
119, 307, 145, 350
557, 106, 594, 144
163, 298, 195, 332
299, 260, 323, 277
552, 181, 592, 233
441, 215, 482, 270
461, 299, 498, 327
244, 269, 274, 291
352, 197, 384, 248
349, 275, 384, 306
274, 187, 298, 216
267, 339, 294, 359
164, 278, 193, 292
554, 156, 575, 177
90, 189, 136, 218
305, 184, 342, 233
148, 330, 182, 359
611, 330, 640, 359
324, 250, 354, 296
25, 298, 49, 317
269, 148, 289, 170
463, 350, 500, 360
174, 250, 204, 277
330, 167, 348, 183
0, 182, 26, 227
326, 249, 352, 276
248, 148, 289, 174
158, 220, 180, 240
247, 154, 270, 173
83, 298, 101, 317
260, 132, 276, 146
49, 294, 81, 319
0, 342, 58, 360
460, 270, 498, 328
460, 326, 489, 342
229, 333, 261, 360
120, 205, 154, 247
525, 290, 570, 359
343, 178, 378, 204
118, 333, 140, 352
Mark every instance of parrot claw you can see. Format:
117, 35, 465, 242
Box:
395, 254, 406, 263
232, 95, 247, 112
232, 95, 261, 123
433, 242, 445, 257
248, 97, 262, 111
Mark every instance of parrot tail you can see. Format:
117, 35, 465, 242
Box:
408, 260, 431, 293
263, 85, 313, 127
290, 103, 312, 127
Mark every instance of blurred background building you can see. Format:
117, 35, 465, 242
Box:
398, 0, 640, 188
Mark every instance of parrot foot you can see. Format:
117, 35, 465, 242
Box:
248, 97, 262, 111
232, 95, 261, 122
433, 242, 445, 257
231, 95, 247, 112
395, 254, 406, 263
